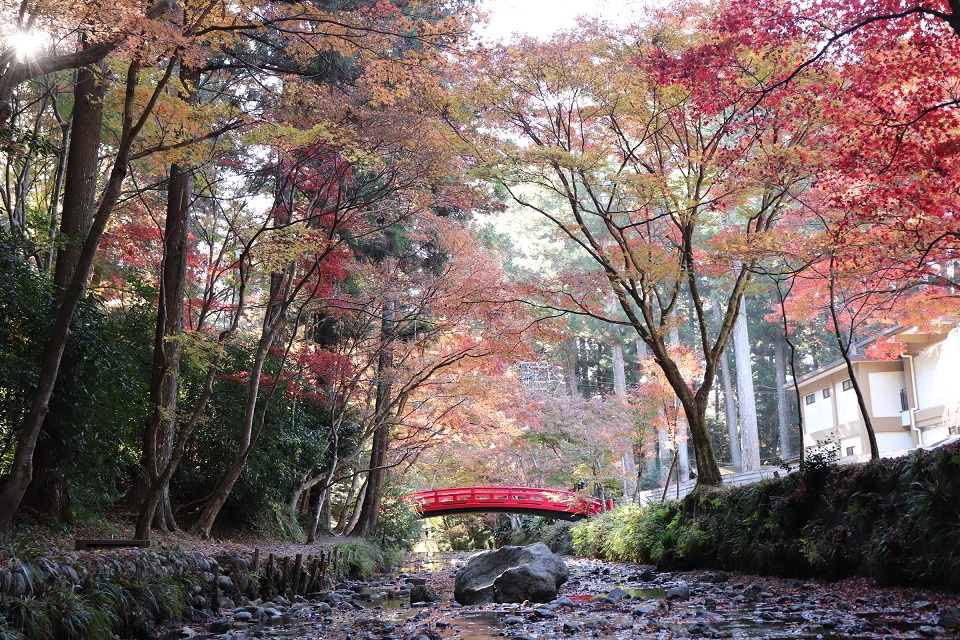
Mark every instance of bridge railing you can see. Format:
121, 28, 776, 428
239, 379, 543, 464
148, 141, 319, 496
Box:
405, 486, 605, 517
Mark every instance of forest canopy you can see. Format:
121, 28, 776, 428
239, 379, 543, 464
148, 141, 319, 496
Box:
0, 0, 957, 539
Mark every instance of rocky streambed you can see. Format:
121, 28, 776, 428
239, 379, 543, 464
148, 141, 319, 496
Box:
162, 551, 960, 639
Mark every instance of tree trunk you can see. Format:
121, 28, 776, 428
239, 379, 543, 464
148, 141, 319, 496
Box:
53, 59, 104, 289
188, 197, 304, 537
334, 471, 361, 534
189, 322, 279, 537
22, 53, 105, 523
611, 331, 627, 396
828, 259, 879, 459
667, 328, 690, 477
0, 60, 171, 532
45, 100, 71, 272
342, 477, 368, 536
711, 299, 742, 468
771, 314, 793, 459
354, 297, 396, 538
136, 63, 198, 533
308, 486, 333, 541
138, 161, 191, 533
563, 337, 579, 398
732, 296, 761, 471
771, 280, 804, 462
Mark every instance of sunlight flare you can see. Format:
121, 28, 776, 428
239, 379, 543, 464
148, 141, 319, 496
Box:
7, 29, 46, 60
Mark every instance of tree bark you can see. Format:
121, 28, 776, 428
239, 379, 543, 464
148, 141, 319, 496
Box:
732, 296, 761, 470
667, 327, 690, 477
139, 162, 191, 532
136, 60, 199, 533
611, 331, 627, 396
711, 299, 742, 468
341, 477, 368, 536
189, 315, 282, 537
353, 296, 396, 538
771, 303, 793, 459
22, 52, 105, 522
563, 337, 579, 398
334, 471, 361, 534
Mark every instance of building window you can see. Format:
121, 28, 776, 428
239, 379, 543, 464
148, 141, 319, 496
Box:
900, 389, 909, 412
846, 446, 855, 456
842, 379, 854, 391
805, 393, 816, 405
950, 425, 959, 436
822, 387, 831, 399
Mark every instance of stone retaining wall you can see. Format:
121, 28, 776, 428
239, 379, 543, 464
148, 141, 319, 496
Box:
0, 545, 346, 637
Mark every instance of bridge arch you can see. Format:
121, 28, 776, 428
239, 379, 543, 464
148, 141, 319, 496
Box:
404, 487, 609, 522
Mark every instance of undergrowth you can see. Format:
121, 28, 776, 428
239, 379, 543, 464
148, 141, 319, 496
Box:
572, 443, 960, 591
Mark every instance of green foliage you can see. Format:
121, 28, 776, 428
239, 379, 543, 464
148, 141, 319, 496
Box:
6, 597, 53, 639
0, 230, 153, 515
0, 234, 50, 455
46, 588, 114, 640
0, 621, 20, 640
571, 444, 960, 591
435, 514, 494, 551
61, 301, 153, 510
173, 340, 361, 531
372, 484, 422, 552
494, 515, 573, 553
330, 539, 397, 579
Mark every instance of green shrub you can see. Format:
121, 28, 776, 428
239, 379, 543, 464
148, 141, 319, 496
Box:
570, 444, 960, 591
373, 485, 422, 552
331, 539, 396, 578
436, 514, 494, 551
494, 515, 573, 553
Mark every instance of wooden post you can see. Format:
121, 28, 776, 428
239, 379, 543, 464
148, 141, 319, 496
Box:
308, 556, 320, 593
281, 556, 291, 594
292, 553, 303, 595
319, 551, 328, 588
249, 549, 260, 599
211, 563, 221, 614
265, 553, 276, 599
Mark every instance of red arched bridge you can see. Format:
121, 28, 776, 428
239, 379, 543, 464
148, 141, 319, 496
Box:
403, 487, 611, 521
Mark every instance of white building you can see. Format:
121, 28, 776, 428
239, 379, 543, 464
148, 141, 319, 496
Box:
793, 325, 960, 462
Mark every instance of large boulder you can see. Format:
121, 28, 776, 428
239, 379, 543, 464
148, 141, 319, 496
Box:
453, 543, 568, 605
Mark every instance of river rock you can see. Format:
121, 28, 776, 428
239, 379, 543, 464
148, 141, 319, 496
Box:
702, 571, 729, 584
208, 618, 233, 632
606, 587, 631, 601
939, 607, 960, 630
631, 568, 656, 582
666, 584, 691, 600
551, 596, 576, 608
410, 584, 442, 604
563, 621, 585, 633
453, 543, 569, 605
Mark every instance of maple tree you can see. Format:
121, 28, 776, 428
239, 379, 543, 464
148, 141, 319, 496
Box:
718, 0, 960, 292
449, 8, 829, 488
716, 0, 960, 459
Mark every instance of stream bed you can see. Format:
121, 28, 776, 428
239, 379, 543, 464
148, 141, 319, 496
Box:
165, 552, 960, 639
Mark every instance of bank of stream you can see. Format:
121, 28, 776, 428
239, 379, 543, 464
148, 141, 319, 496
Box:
165, 551, 960, 639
